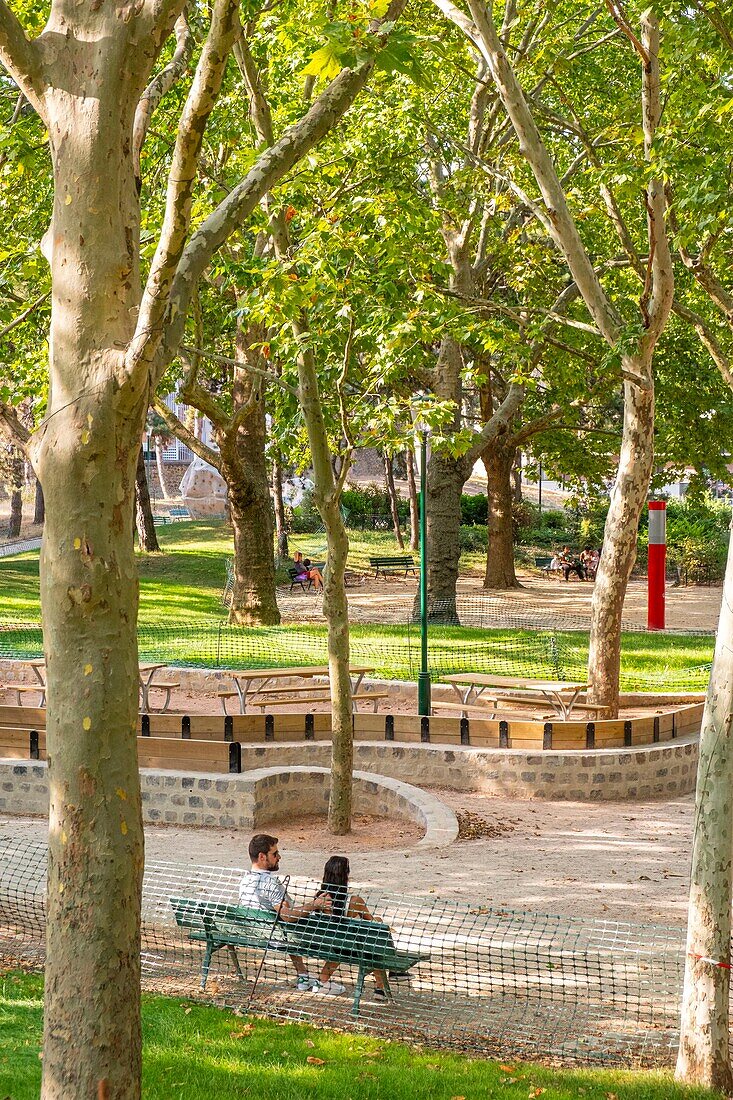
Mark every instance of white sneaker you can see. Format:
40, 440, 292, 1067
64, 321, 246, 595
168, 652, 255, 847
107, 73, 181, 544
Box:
295, 974, 319, 991
315, 980, 345, 996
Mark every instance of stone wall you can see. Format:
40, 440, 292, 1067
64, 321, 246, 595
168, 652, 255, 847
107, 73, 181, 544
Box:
0, 761, 458, 845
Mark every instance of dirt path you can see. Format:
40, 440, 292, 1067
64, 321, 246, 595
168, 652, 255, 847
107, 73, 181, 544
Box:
0, 790, 694, 926
281, 571, 722, 632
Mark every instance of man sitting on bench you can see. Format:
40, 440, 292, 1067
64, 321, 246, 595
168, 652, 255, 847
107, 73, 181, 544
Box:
238, 834, 332, 991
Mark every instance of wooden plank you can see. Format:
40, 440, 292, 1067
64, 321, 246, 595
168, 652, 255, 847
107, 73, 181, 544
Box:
503, 720, 548, 738
504, 737, 544, 750
353, 713, 385, 736
0, 704, 46, 729
188, 717, 228, 737
143, 715, 183, 736
230, 715, 268, 737
137, 737, 231, 772
630, 716, 656, 739
464, 732, 500, 748
0, 729, 32, 754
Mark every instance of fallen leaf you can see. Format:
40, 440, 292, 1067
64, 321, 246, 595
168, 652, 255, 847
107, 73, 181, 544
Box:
605, 1094, 619, 1100
304, 1039, 316, 1048
183, 1007, 192, 1015
529, 1090, 547, 1098
229, 1025, 254, 1039
307, 1056, 326, 1065
500, 1065, 515, 1072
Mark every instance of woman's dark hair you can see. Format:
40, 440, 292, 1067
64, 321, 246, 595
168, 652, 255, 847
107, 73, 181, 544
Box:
316, 855, 350, 917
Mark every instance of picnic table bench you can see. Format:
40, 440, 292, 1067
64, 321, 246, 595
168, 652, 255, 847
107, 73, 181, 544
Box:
442, 674, 595, 720
170, 897, 428, 1016
369, 555, 417, 579
216, 665, 377, 714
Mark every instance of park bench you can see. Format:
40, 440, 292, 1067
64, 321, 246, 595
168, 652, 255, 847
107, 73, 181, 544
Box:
287, 562, 325, 593
170, 897, 428, 1016
369, 555, 417, 579
169, 506, 190, 520
144, 678, 181, 713
533, 555, 553, 574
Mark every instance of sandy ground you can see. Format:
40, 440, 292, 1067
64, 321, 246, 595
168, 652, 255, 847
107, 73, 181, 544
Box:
0, 791, 694, 927
280, 571, 723, 633
0, 498, 707, 930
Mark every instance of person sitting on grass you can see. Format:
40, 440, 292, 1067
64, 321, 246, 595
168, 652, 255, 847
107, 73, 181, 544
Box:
310, 855, 391, 1000
293, 551, 323, 590
238, 833, 332, 991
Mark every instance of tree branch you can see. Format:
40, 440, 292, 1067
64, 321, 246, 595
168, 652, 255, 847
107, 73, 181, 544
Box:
153, 398, 221, 469
133, 9, 194, 186
0, 3, 46, 123
0, 290, 50, 339
179, 344, 299, 395
147, 0, 408, 383
0, 399, 30, 449
131, 0, 240, 374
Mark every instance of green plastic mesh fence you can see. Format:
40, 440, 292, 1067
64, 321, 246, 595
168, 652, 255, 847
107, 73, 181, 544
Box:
0, 834, 685, 1067
0, 617, 712, 693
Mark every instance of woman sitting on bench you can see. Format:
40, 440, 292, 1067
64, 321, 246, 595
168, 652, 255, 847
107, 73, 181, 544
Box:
293, 551, 323, 590
312, 855, 390, 999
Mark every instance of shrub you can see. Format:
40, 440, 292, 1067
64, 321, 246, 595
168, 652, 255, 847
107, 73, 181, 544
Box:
460, 494, 488, 526
459, 525, 488, 554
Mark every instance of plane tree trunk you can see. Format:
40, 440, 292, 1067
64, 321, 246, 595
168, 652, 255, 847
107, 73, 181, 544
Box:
135, 445, 160, 552
482, 439, 520, 589
34, 51, 152, 1096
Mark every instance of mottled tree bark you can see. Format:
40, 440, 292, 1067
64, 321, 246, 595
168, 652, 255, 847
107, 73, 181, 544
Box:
6, 449, 22, 537
383, 451, 404, 549
425, 449, 470, 621
219, 411, 280, 626
134, 446, 160, 552
34, 41, 153, 1093
676, 526, 733, 1092
33, 477, 44, 525
272, 452, 289, 559
482, 440, 520, 589
406, 447, 419, 552
153, 438, 170, 499
588, 380, 654, 716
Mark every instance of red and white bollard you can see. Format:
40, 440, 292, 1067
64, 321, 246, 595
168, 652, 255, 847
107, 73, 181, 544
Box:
647, 500, 666, 631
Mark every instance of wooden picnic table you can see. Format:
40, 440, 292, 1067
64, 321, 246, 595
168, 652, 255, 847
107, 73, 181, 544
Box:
4, 658, 48, 706
139, 663, 168, 713
441, 673, 591, 720
216, 665, 375, 715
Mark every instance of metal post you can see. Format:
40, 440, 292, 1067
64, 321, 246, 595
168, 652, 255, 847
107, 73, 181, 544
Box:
538, 462, 542, 513
418, 429, 432, 716
647, 499, 666, 630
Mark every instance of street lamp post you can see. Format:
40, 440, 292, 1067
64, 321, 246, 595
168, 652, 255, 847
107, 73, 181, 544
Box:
417, 428, 431, 716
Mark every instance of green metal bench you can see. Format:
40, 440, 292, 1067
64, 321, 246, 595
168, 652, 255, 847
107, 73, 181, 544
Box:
170, 897, 428, 1015
369, 554, 417, 578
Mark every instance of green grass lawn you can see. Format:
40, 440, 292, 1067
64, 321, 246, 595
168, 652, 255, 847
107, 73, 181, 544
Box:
0, 521, 714, 689
0, 972, 720, 1100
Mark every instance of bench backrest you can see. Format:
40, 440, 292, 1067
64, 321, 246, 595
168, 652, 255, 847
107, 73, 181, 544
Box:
369, 556, 414, 565
170, 897, 416, 967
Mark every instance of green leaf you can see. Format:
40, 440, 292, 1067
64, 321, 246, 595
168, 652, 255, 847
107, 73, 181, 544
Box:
302, 44, 342, 80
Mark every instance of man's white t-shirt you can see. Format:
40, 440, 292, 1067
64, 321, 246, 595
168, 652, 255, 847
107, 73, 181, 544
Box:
238, 869, 291, 911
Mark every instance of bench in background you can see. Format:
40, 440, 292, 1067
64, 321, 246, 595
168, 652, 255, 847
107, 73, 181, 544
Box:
369, 555, 417, 579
